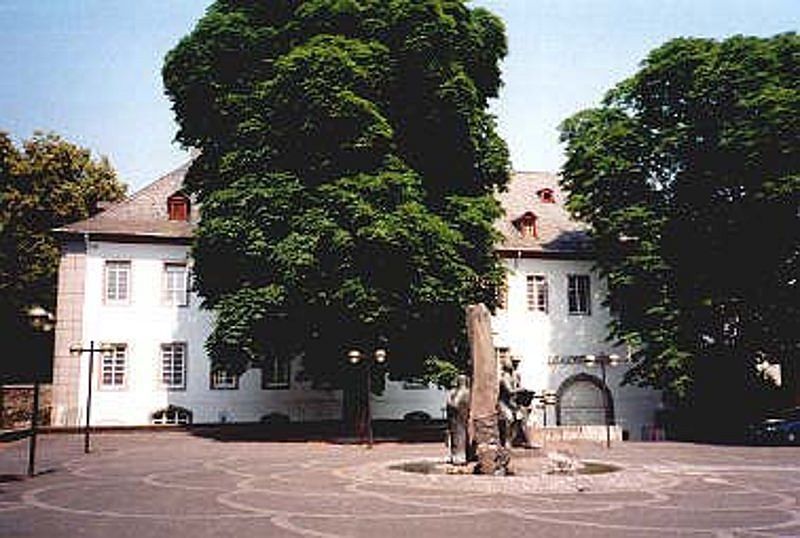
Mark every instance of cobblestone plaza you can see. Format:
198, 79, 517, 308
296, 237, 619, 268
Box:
1, 432, 799, 537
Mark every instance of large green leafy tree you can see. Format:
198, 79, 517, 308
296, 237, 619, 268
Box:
560, 34, 799, 437
163, 1, 509, 389
0, 131, 126, 381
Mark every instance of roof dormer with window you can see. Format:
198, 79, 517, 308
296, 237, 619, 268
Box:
536, 188, 555, 204
513, 211, 538, 239
167, 192, 190, 222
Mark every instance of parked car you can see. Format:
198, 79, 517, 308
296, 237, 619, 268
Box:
748, 407, 800, 445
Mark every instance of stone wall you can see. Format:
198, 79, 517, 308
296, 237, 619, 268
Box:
51, 240, 86, 426
0, 384, 52, 429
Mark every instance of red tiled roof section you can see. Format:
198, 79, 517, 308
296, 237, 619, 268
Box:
495, 171, 591, 254
55, 162, 198, 240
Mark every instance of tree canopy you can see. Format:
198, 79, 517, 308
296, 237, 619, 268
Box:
559, 33, 799, 433
163, 0, 510, 384
0, 131, 126, 381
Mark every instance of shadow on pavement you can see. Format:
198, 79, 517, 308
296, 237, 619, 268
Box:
187, 419, 447, 444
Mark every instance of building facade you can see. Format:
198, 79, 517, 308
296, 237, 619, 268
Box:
50, 166, 660, 439
493, 173, 661, 439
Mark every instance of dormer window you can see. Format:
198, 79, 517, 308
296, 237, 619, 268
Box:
513, 211, 538, 238
167, 193, 190, 221
537, 188, 555, 204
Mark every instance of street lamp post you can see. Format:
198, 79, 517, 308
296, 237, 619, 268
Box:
541, 389, 557, 427
535, 390, 558, 450
347, 348, 387, 448
69, 341, 109, 454
26, 306, 55, 477
584, 353, 621, 449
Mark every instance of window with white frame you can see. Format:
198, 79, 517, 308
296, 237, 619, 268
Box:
526, 274, 548, 313
161, 343, 187, 390
568, 274, 592, 315
163, 263, 189, 306
210, 368, 239, 390
105, 261, 131, 303
100, 344, 127, 388
262, 355, 290, 389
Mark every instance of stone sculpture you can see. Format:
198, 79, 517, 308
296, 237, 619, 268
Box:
446, 374, 471, 464
465, 303, 510, 475
511, 387, 538, 448
497, 355, 516, 449
498, 356, 537, 448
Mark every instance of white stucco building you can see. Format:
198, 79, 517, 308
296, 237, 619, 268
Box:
50, 165, 660, 439
492, 173, 661, 440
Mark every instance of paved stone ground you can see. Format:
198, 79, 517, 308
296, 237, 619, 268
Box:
0, 432, 798, 537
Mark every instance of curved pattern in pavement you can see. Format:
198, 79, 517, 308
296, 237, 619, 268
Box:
1, 435, 798, 538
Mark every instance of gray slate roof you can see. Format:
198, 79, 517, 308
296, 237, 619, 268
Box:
57, 166, 591, 255
495, 171, 591, 255
55, 162, 198, 240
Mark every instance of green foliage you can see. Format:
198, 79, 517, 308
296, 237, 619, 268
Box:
423, 357, 461, 389
0, 131, 126, 381
163, 0, 510, 383
559, 34, 800, 431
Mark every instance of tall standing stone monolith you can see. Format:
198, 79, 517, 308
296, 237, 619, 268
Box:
465, 303, 510, 475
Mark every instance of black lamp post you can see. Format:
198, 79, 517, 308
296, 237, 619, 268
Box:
347, 348, 387, 448
26, 306, 54, 477
584, 353, 621, 449
69, 341, 110, 454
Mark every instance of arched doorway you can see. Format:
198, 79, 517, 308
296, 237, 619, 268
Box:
556, 373, 614, 426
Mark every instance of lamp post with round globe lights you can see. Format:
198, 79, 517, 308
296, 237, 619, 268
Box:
347, 348, 387, 448
26, 306, 55, 477
584, 353, 621, 449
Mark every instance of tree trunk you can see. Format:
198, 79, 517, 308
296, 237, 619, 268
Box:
342, 368, 368, 439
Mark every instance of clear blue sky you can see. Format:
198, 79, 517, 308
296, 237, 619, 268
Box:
1, 1, 797, 191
